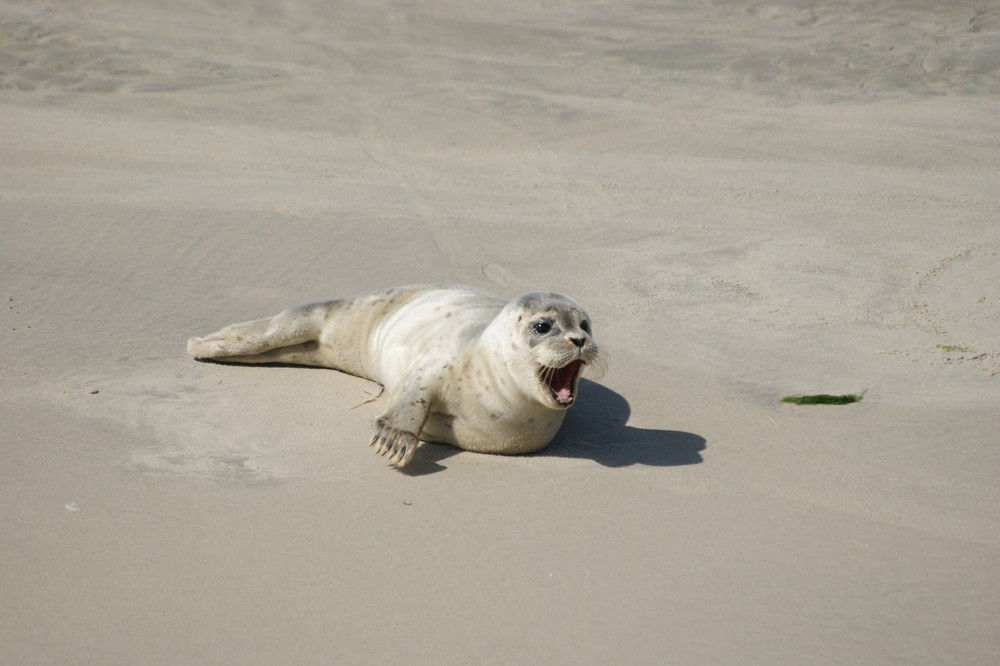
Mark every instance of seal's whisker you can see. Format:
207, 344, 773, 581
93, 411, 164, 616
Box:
585, 348, 609, 381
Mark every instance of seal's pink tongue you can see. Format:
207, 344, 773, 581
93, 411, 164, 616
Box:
545, 359, 581, 404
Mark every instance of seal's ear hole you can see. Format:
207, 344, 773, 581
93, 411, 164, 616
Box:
531, 320, 552, 335
580, 320, 591, 334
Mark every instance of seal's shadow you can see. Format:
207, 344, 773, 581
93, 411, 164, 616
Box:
538, 379, 705, 467
197, 361, 703, 472
405, 379, 705, 473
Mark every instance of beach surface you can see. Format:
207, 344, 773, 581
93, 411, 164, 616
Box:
2, 1, 998, 663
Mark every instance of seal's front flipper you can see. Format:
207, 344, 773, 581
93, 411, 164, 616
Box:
370, 421, 420, 467
370, 383, 433, 468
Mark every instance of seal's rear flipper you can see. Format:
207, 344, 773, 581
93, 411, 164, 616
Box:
186, 302, 334, 365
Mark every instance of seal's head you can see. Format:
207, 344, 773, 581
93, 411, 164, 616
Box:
490, 291, 604, 410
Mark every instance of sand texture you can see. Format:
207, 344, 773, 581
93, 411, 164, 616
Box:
2, 1, 999, 663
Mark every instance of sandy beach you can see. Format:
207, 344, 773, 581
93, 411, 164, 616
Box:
2, 1, 999, 663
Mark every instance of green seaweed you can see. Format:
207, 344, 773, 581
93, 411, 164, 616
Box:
781, 391, 865, 406
935, 344, 971, 353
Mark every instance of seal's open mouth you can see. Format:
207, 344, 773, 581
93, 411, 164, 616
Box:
539, 359, 583, 407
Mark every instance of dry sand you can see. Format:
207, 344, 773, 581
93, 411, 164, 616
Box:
2, 1, 999, 663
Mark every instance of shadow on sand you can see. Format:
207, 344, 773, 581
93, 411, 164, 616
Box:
195, 361, 704, 474
403, 379, 705, 474
540, 379, 706, 467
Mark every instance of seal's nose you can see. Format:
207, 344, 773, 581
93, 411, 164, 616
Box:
568, 337, 584, 348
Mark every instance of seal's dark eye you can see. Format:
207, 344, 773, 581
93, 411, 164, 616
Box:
531, 321, 552, 335
580, 320, 591, 334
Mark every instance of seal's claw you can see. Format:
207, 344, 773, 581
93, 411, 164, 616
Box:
392, 440, 416, 467
371, 424, 418, 468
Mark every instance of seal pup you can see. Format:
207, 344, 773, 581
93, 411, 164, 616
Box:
187, 285, 603, 467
